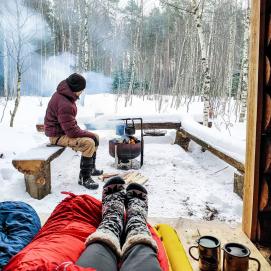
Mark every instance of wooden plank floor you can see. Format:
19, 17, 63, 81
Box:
39, 214, 270, 270
148, 217, 270, 271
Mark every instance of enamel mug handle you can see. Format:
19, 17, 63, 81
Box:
189, 245, 199, 261
249, 257, 261, 271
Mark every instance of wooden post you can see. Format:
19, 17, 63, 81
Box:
234, 171, 244, 199
242, 0, 265, 242
24, 163, 51, 200
175, 130, 191, 151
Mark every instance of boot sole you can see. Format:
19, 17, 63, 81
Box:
78, 180, 99, 190
91, 170, 104, 176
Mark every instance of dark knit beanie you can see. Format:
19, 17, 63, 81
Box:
66, 73, 86, 92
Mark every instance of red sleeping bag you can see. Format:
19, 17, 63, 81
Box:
4, 192, 169, 271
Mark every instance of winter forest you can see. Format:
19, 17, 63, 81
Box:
0, 0, 249, 127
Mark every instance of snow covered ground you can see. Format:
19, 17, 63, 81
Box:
0, 94, 244, 224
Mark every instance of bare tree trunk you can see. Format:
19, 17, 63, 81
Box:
125, 25, 139, 107
3, 28, 8, 98
171, 23, 188, 108
192, 0, 211, 126
225, 1, 237, 112
10, 71, 21, 127
76, 0, 82, 72
149, 35, 158, 99
0, 98, 8, 123
239, 6, 250, 123
80, 0, 90, 106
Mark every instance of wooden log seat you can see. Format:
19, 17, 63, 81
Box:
178, 128, 245, 173
12, 145, 65, 200
259, 175, 271, 212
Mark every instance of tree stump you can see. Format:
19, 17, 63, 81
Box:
175, 130, 191, 151
24, 163, 51, 200
234, 171, 244, 199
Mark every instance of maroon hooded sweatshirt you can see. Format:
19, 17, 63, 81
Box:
44, 80, 96, 139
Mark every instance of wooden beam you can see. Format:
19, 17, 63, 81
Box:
135, 122, 181, 130
242, 0, 265, 241
179, 128, 245, 173
37, 121, 213, 134
37, 122, 183, 132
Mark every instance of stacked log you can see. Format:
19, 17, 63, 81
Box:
257, 3, 271, 243
259, 176, 271, 211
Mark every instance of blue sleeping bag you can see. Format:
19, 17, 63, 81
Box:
0, 201, 41, 269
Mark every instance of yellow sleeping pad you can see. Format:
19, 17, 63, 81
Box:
155, 224, 193, 271
153, 227, 173, 271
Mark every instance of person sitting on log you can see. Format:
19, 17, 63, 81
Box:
44, 73, 103, 189
75, 177, 162, 271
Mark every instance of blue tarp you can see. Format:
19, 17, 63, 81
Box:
0, 201, 41, 269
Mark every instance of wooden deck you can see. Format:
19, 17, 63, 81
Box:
39, 213, 270, 270
148, 217, 270, 270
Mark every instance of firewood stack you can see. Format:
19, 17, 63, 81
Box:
258, 2, 271, 244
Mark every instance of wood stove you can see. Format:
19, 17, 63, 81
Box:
109, 118, 144, 169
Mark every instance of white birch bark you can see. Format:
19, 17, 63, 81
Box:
239, 7, 250, 123
224, 1, 237, 114
83, 0, 89, 72
80, 0, 90, 106
226, 3, 237, 99
76, 0, 82, 72
191, 0, 211, 126
3, 28, 8, 97
48, 0, 56, 65
125, 25, 139, 107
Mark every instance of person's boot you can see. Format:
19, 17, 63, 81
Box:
79, 156, 99, 189
122, 183, 157, 256
86, 177, 126, 256
90, 152, 103, 176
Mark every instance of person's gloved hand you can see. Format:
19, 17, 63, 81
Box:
93, 136, 99, 147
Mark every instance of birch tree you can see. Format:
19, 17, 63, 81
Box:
239, 4, 250, 123
191, 0, 211, 126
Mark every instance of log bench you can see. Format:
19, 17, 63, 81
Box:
12, 145, 65, 200
176, 128, 245, 198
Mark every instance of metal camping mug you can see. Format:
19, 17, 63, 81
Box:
222, 243, 261, 271
189, 235, 221, 271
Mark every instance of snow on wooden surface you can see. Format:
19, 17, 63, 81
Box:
14, 145, 63, 161
181, 116, 245, 163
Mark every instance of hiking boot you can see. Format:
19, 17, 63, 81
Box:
78, 172, 99, 189
122, 183, 157, 256
86, 177, 126, 256
90, 152, 103, 176
79, 156, 99, 189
